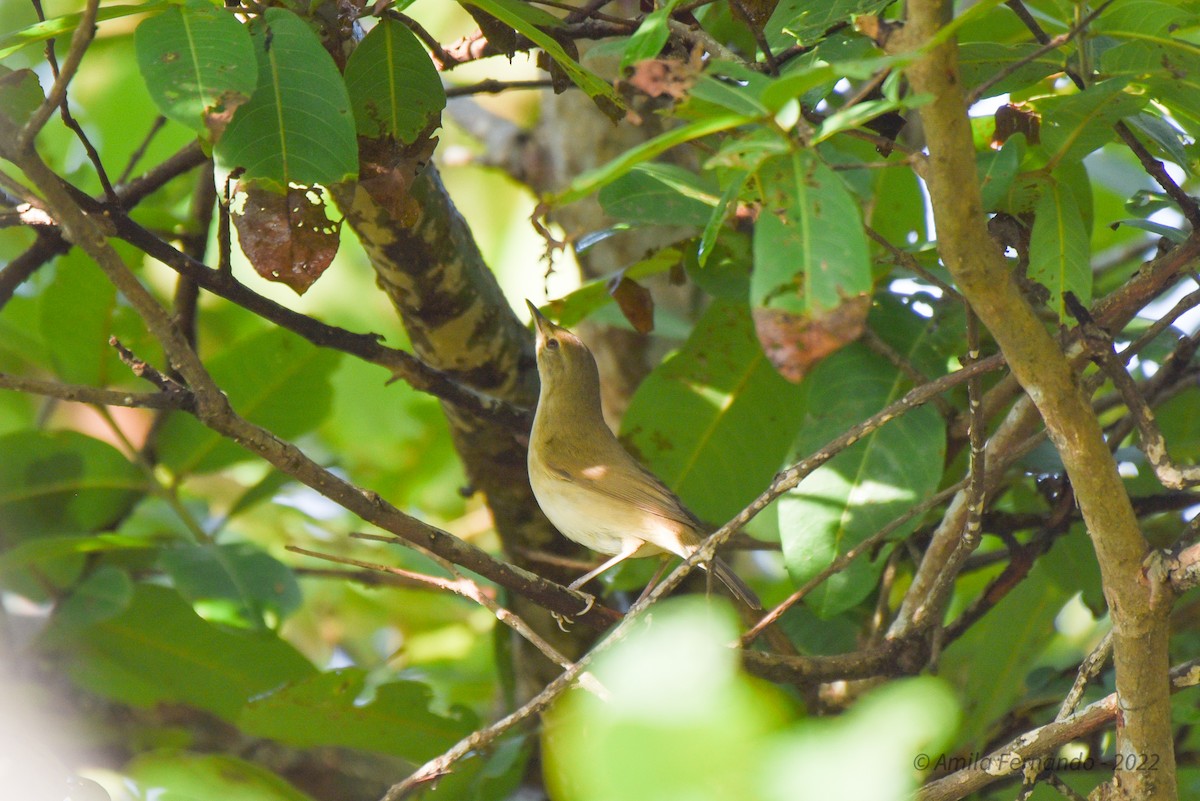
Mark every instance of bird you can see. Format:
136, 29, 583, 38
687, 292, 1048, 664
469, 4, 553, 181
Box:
525, 299, 759, 608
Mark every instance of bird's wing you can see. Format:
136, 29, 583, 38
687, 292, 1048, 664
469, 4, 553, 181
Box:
543, 446, 704, 534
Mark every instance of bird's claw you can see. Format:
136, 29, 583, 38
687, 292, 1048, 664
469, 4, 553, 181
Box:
551, 592, 595, 631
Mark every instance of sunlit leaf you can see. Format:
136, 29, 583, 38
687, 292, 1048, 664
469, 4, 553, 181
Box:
778, 305, 946, 616
135, 2, 257, 138
751, 151, 872, 315
160, 541, 302, 628
622, 301, 806, 522
344, 18, 445, 143
242, 669, 476, 760
621, 0, 683, 70
215, 8, 357, 188
128, 752, 319, 801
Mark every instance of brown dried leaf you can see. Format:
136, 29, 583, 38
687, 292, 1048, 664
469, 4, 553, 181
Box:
729, 0, 778, 37
993, 103, 1040, 147
621, 58, 699, 100
752, 296, 870, 383
356, 134, 437, 222
233, 181, 340, 295
608, 275, 655, 333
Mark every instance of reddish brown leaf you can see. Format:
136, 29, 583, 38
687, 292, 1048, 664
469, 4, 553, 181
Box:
621, 58, 699, 100
233, 181, 340, 295
993, 104, 1040, 147
608, 275, 655, 333
356, 135, 436, 223
752, 296, 870, 383
202, 89, 250, 143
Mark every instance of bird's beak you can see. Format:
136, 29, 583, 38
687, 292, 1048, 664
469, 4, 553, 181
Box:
526, 299, 552, 341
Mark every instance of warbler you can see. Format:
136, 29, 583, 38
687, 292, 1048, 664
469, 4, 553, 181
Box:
525, 300, 759, 608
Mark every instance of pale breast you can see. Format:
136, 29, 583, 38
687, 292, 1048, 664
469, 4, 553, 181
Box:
529, 460, 665, 558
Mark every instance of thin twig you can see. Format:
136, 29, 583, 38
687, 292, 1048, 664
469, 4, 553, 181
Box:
0, 372, 184, 409
19, 0, 99, 152
967, 1, 1112, 106
117, 116, 168, 186
1005, 0, 1200, 227
290, 540, 607, 697
742, 480, 968, 646
446, 79, 556, 97
916, 654, 1200, 801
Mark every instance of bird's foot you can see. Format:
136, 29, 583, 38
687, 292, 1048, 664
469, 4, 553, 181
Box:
552, 592, 596, 631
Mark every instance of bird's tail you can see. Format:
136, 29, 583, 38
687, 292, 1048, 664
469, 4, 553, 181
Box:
710, 556, 760, 609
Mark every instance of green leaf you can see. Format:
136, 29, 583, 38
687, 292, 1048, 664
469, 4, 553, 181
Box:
0, 430, 145, 541
0, 66, 44, 127
698, 170, 750, 267
241, 669, 476, 761
536, 248, 682, 328
868, 160, 926, 249
767, 0, 895, 48
778, 322, 946, 616
0, 534, 153, 582
621, 301, 806, 522
765, 678, 959, 801
958, 42, 1061, 97
977, 134, 1022, 211
751, 151, 872, 315
1113, 218, 1188, 244
343, 18, 446, 143
39, 583, 316, 720
459, 0, 624, 112
813, 95, 929, 143
1028, 175, 1091, 319
598, 163, 720, 226
1126, 112, 1189, 167
939, 554, 1071, 750
545, 599, 782, 801
1035, 79, 1146, 167
0, 3, 169, 59
156, 327, 341, 476
548, 113, 750, 207
57, 564, 133, 626
215, 8, 358, 189
160, 542, 302, 628
692, 68, 773, 117
38, 248, 161, 386
621, 0, 683, 70
127, 752, 319, 801
135, 2, 258, 136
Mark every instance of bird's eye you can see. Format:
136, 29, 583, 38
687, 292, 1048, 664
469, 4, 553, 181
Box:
545, 338, 560, 351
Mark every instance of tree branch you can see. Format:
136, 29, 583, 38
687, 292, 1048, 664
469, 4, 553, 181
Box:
890, 4, 1178, 795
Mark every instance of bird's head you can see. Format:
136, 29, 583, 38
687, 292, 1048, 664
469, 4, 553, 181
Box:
526, 300, 602, 406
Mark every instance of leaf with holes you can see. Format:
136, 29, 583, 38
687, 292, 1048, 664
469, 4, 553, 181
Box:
233, 183, 341, 294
